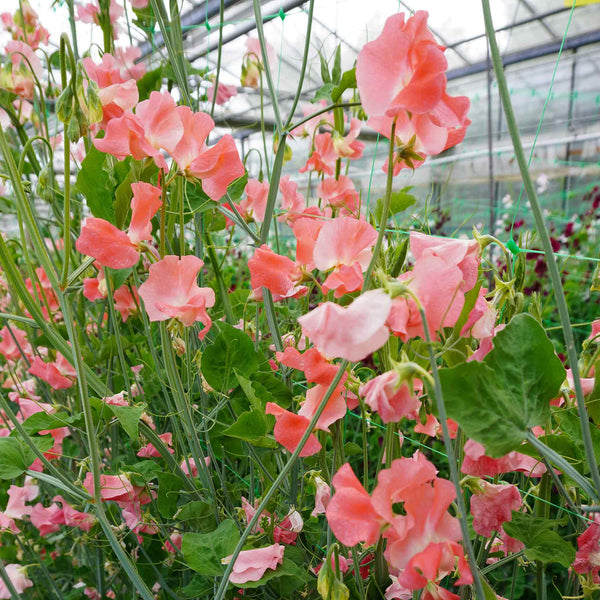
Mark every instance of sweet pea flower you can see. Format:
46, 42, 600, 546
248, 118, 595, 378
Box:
28, 353, 76, 389
265, 403, 322, 457
171, 106, 245, 200
224, 544, 284, 584
247, 245, 306, 302
4, 477, 39, 520
238, 179, 269, 223
137, 432, 174, 458
356, 11, 446, 119
207, 81, 237, 105
317, 176, 359, 214
76, 182, 162, 269
311, 475, 331, 517
573, 517, 600, 582
461, 439, 546, 478
276, 347, 338, 386
138, 255, 215, 338
470, 482, 522, 538
298, 289, 392, 362
360, 371, 421, 423
299, 133, 337, 176
0, 564, 33, 599
277, 175, 305, 224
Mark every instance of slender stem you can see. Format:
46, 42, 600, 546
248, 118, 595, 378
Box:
214, 361, 348, 600
363, 119, 396, 291
419, 305, 485, 600
260, 136, 287, 244
252, 0, 282, 133
482, 0, 600, 499
210, 0, 225, 117
526, 432, 598, 501
204, 233, 235, 323
284, 0, 315, 127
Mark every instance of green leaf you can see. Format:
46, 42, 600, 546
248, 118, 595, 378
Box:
331, 68, 357, 102
136, 66, 164, 102
176, 501, 217, 533
156, 472, 181, 518
0, 438, 38, 479
554, 407, 600, 472
106, 267, 133, 291
441, 314, 565, 457
110, 403, 146, 439
226, 173, 249, 202
20, 411, 83, 434
313, 83, 335, 103
76, 145, 115, 222
182, 519, 240, 576
223, 410, 276, 447
373, 190, 416, 222
332, 45, 342, 84
319, 52, 331, 84
503, 511, 575, 567
201, 324, 260, 391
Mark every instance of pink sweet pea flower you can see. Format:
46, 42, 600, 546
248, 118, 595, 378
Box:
97, 79, 139, 125
326, 463, 382, 547
0, 564, 33, 599
470, 482, 522, 538
138, 255, 215, 338
76, 182, 162, 269
137, 432, 174, 458
4, 477, 39, 520
311, 475, 331, 517
461, 439, 546, 478
224, 544, 284, 585
265, 402, 321, 457
52, 496, 95, 531
360, 371, 421, 423
113, 284, 139, 322
276, 347, 339, 386
28, 353, 76, 389
83, 473, 136, 505
238, 179, 269, 223
292, 216, 324, 270
207, 81, 237, 105
299, 132, 337, 176
356, 11, 447, 119
277, 175, 304, 223
317, 176, 359, 214
573, 517, 600, 582
30, 502, 65, 536
0, 326, 32, 362
248, 245, 306, 302
298, 289, 391, 362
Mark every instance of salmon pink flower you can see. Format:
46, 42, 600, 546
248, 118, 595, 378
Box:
326, 463, 382, 546
248, 245, 306, 302
0, 564, 33, 598
28, 353, 76, 389
76, 182, 162, 269
264, 403, 321, 457
292, 216, 324, 270
317, 176, 359, 214
238, 179, 269, 222
573, 517, 600, 582
207, 81, 237, 105
311, 475, 331, 517
171, 107, 244, 200
470, 482, 522, 538
298, 289, 391, 362
138, 255, 215, 338
83, 473, 136, 505
299, 133, 337, 176
277, 175, 305, 223
113, 284, 139, 322
276, 347, 339, 385
461, 439, 546, 478
30, 502, 64, 536
356, 11, 447, 119
4, 477, 39, 520
0, 326, 32, 362
360, 371, 421, 423
224, 544, 284, 584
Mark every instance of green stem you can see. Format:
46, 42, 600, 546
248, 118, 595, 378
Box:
284, 0, 315, 127
526, 432, 598, 501
252, 0, 282, 133
482, 0, 600, 499
259, 136, 288, 245
419, 305, 485, 600
214, 361, 348, 600
204, 233, 235, 323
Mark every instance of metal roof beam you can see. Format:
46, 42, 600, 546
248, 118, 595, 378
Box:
138, 0, 240, 59
447, 29, 600, 81
188, 0, 307, 62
